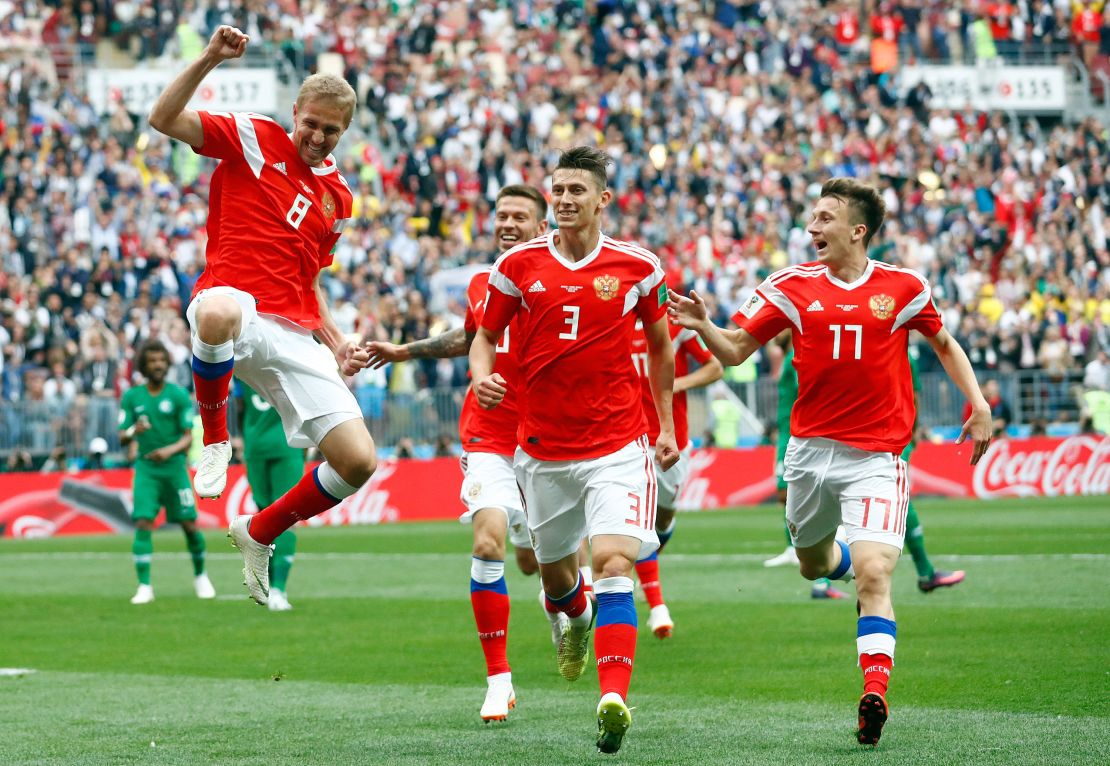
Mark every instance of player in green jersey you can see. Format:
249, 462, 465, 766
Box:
234, 381, 303, 611
119, 340, 215, 604
764, 334, 847, 599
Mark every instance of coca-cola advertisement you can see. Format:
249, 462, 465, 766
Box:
0, 437, 1106, 538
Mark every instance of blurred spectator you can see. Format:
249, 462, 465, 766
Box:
1085, 349, 1110, 390
1, 0, 1109, 469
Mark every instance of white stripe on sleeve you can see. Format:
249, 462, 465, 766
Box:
234, 114, 266, 179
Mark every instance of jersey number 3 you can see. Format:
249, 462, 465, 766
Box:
286, 193, 312, 229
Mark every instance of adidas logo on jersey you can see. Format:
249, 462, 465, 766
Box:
272, 162, 287, 175
528, 281, 546, 293
806, 300, 825, 312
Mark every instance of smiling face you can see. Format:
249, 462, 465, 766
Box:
550, 168, 610, 234
805, 195, 867, 265
292, 98, 349, 167
493, 194, 547, 252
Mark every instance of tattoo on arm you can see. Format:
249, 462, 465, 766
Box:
407, 327, 472, 360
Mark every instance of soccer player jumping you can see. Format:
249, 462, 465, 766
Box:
148, 26, 377, 604
668, 178, 992, 746
470, 147, 679, 754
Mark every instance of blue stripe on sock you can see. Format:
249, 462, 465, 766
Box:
635, 551, 659, 564
311, 466, 341, 503
191, 355, 234, 380
596, 591, 637, 628
857, 616, 897, 638
829, 539, 852, 580
546, 574, 583, 607
470, 577, 507, 595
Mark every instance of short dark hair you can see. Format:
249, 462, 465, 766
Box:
496, 184, 548, 220
820, 178, 886, 246
136, 339, 169, 378
555, 146, 610, 191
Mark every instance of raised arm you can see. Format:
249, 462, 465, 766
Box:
147, 25, 249, 146
667, 289, 761, 367
924, 327, 993, 464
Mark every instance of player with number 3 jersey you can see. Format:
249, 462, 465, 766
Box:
667, 178, 992, 748
471, 147, 678, 755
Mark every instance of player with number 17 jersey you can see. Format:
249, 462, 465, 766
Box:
482, 232, 668, 461
733, 260, 943, 454
191, 110, 352, 330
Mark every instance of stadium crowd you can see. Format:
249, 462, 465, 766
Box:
2, 0, 1110, 468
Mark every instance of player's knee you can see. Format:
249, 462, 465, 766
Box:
194, 297, 241, 343
515, 547, 539, 576
594, 553, 635, 580
471, 532, 505, 562
337, 454, 376, 488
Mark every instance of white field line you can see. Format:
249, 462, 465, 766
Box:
0, 551, 1106, 563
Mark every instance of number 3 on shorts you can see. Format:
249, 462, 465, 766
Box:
626, 492, 641, 526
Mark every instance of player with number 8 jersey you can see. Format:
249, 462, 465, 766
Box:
148, 24, 379, 607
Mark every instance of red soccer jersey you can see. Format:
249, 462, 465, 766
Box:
732, 260, 943, 453
459, 268, 522, 456
191, 111, 353, 330
482, 232, 667, 461
630, 319, 713, 449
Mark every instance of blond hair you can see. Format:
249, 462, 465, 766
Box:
296, 74, 357, 127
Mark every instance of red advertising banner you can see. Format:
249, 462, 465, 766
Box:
0, 437, 1106, 538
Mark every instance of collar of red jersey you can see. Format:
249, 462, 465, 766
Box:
545, 230, 606, 271
823, 259, 876, 290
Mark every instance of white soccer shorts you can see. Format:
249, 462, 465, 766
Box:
458, 451, 531, 548
187, 286, 362, 448
514, 437, 660, 564
654, 443, 691, 511
783, 436, 908, 550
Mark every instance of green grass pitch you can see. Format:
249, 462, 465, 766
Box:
1, 496, 1107, 765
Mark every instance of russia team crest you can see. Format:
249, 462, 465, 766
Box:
594, 275, 619, 301
869, 294, 895, 319
322, 191, 336, 218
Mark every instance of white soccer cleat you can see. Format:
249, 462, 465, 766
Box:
130, 584, 155, 605
267, 588, 293, 611
763, 546, 800, 568
648, 604, 674, 639
193, 573, 216, 599
194, 440, 233, 498
228, 515, 273, 605
479, 672, 516, 722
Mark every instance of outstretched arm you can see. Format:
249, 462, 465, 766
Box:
367, 327, 474, 368
925, 327, 993, 464
674, 356, 723, 394
148, 25, 249, 146
667, 289, 761, 367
